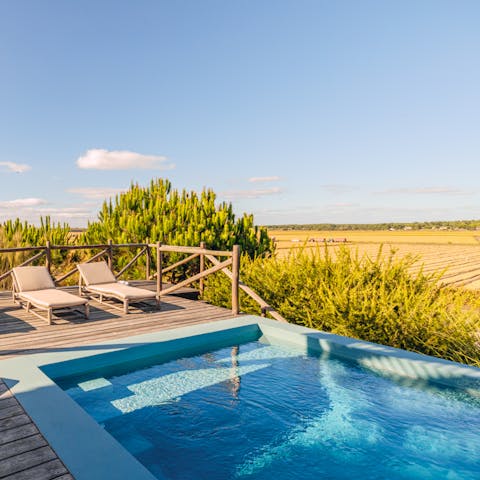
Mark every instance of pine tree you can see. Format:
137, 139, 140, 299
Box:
80, 178, 274, 279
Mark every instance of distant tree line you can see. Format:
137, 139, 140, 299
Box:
267, 220, 480, 231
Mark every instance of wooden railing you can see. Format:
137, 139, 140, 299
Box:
0, 242, 287, 321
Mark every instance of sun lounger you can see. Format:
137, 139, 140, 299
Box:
12, 266, 89, 325
76, 261, 159, 314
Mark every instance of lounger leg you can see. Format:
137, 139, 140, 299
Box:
123, 300, 129, 314
84, 303, 90, 319
156, 296, 160, 310
26, 301, 31, 312
47, 308, 52, 325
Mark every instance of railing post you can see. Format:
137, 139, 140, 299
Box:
231, 244, 240, 315
107, 239, 113, 270
45, 241, 51, 274
199, 241, 205, 297
145, 239, 151, 280
156, 242, 162, 296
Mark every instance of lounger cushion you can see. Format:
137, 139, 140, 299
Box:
19, 289, 88, 309
77, 261, 116, 286
12, 266, 55, 292
86, 283, 156, 301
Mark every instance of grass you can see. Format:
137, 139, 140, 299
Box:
203, 245, 480, 367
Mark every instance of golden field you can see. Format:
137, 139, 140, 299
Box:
268, 229, 480, 290
269, 229, 480, 246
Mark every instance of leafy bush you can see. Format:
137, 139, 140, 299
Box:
203, 245, 480, 366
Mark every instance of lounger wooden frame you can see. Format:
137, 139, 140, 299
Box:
77, 262, 159, 314
11, 270, 89, 325
78, 280, 160, 314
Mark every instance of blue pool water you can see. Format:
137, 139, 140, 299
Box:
60, 340, 480, 479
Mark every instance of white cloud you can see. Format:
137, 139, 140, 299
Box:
0, 196, 97, 226
319, 184, 358, 194
221, 187, 283, 200
327, 202, 358, 208
35, 207, 93, 219
0, 161, 31, 173
67, 187, 127, 200
376, 187, 473, 196
0, 198, 47, 208
248, 176, 281, 183
76, 149, 174, 170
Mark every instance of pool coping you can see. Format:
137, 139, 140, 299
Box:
1, 315, 480, 480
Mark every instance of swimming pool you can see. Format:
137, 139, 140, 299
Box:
58, 339, 480, 479
2, 316, 480, 479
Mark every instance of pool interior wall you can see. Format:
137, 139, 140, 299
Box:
1, 316, 480, 480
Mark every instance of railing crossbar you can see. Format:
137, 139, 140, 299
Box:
115, 247, 148, 279
0, 246, 45, 253
155, 245, 232, 257
205, 254, 288, 323
50, 244, 110, 250
161, 258, 233, 295
158, 253, 199, 276
0, 250, 47, 282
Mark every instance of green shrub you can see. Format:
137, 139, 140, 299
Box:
1, 216, 72, 246
0, 217, 75, 288
203, 245, 480, 366
81, 178, 273, 280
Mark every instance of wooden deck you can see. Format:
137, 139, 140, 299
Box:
0, 281, 237, 479
0, 281, 235, 360
0, 378, 73, 480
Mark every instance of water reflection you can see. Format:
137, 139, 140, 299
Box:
229, 346, 241, 399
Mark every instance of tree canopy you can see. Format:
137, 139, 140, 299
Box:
81, 178, 273, 257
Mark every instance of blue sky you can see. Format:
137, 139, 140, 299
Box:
1, 0, 480, 226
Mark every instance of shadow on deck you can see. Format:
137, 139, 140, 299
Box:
0, 280, 235, 360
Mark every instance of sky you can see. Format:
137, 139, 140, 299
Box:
1, 0, 480, 227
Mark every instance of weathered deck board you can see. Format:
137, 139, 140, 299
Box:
0, 379, 73, 480
0, 281, 235, 359
0, 281, 237, 480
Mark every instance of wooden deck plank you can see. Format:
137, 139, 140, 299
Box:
0, 311, 215, 348
0, 398, 17, 410
0, 445, 57, 477
0, 282, 235, 360
1, 458, 69, 480
0, 379, 72, 480
0, 406, 23, 422
0, 309, 234, 357
0, 300, 227, 343
0, 435, 47, 462
0, 424, 39, 446
0, 415, 32, 435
